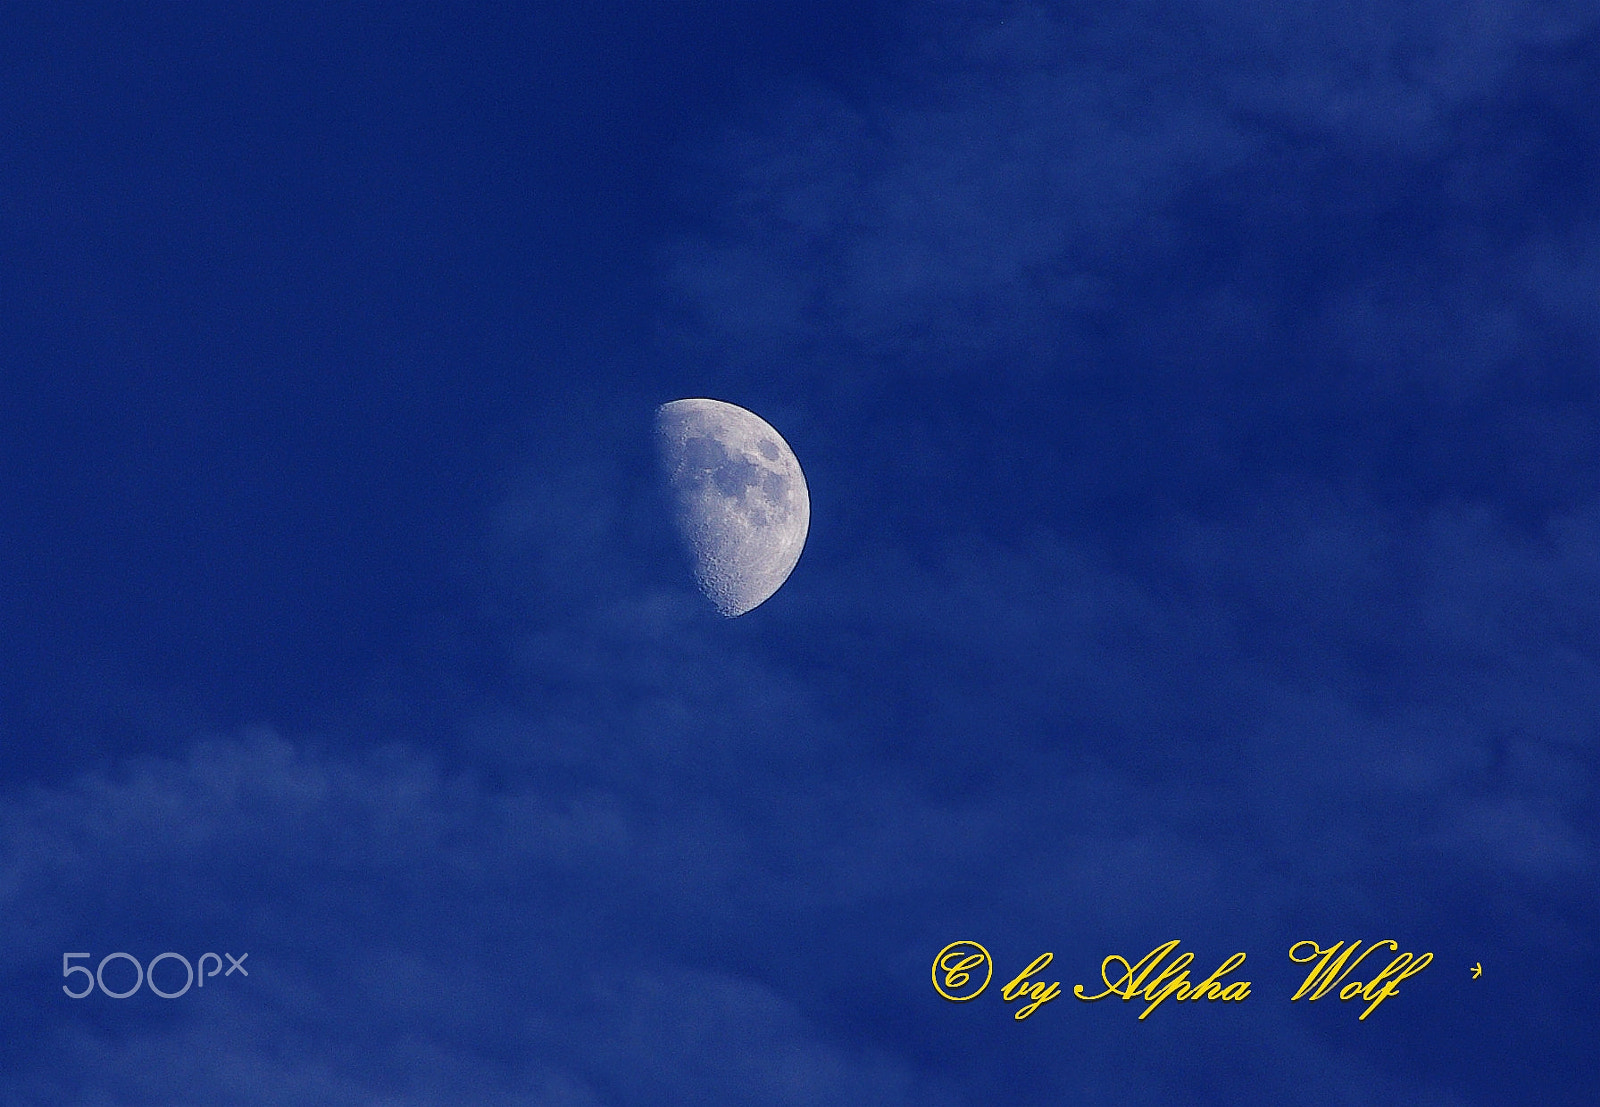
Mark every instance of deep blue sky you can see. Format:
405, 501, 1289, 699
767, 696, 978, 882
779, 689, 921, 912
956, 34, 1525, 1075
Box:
3, 3, 1596, 1103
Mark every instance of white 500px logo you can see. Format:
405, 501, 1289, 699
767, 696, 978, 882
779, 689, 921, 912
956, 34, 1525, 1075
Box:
62, 951, 248, 999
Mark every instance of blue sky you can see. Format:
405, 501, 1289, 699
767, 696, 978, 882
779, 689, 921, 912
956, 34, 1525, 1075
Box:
2, 3, 1596, 1103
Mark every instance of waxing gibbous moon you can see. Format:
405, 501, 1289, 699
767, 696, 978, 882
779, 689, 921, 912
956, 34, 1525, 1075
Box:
655, 398, 810, 617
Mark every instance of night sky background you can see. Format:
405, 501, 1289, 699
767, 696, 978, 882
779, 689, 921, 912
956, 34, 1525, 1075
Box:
3, 3, 1597, 1103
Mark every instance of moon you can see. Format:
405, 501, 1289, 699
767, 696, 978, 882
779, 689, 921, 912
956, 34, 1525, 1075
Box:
655, 398, 810, 617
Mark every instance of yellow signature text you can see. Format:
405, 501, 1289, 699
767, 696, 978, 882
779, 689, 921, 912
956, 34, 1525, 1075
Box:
1288, 940, 1433, 1020
932, 940, 993, 1002
1073, 940, 1250, 1019
1000, 953, 1062, 1019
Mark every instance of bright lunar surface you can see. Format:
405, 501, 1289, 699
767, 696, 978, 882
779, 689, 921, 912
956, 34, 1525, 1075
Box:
655, 398, 810, 617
